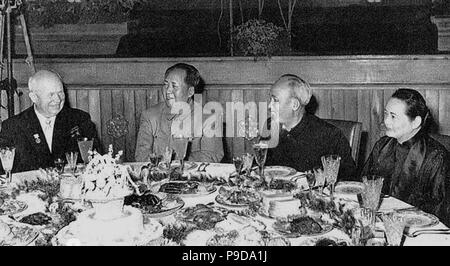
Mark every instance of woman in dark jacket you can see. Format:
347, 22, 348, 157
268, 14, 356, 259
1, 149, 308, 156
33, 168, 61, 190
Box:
361, 88, 450, 226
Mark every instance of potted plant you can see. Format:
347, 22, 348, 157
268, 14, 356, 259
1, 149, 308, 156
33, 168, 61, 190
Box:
431, 0, 450, 52
233, 19, 291, 58
14, 0, 140, 55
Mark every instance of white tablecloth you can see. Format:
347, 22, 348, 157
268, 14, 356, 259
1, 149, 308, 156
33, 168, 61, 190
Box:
3, 164, 450, 246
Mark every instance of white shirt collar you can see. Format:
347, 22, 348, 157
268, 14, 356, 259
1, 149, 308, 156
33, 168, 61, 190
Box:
34, 106, 56, 129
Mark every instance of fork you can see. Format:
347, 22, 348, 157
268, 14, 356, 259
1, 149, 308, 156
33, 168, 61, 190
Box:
201, 163, 210, 172
197, 162, 205, 171
405, 229, 450, 238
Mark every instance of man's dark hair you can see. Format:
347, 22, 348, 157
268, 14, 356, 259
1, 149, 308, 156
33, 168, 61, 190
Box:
165, 63, 201, 90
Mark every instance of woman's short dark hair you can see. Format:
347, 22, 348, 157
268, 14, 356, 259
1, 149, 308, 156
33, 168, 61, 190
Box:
165, 63, 201, 92
391, 88, 438, 133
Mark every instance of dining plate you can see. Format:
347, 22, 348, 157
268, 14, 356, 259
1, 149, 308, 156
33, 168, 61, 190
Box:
334, 181, 364, 195
158, 181, 216, 198
272, 217, 334, 238
215, 190, 262, 208
0, 221, 40, 246
263, 166, 297, 180
297, 235, 351, 246
0, 199, 28, 216
144, 196, 185, 219
395, 209, 439, 228
158, 161, 198, 171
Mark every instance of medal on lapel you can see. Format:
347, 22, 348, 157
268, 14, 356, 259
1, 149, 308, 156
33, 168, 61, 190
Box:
33, 133, 41, 144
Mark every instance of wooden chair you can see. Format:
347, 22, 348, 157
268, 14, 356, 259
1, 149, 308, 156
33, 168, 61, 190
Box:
430, 133, 450, 153
324, 119, 363, 165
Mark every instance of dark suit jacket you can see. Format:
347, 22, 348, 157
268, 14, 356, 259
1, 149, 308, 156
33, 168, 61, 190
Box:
265, 113, 357, 181
0, 106, 101, 173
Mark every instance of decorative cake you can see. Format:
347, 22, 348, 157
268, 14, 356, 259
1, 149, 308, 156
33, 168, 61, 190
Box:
52, 206, 163, 246
80, 146, 135, 201
52, 145, 163, 246
59, 173, 83, 200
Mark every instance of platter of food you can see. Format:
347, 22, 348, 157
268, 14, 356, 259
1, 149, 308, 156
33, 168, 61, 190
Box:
395, 209, 439, 228
19, 212, 53, 226
297, 236, 351, 246
206, 225, 267, 246
124, 192, 184, 219
175, 204, 230, 230
158, 181, 216, 197
0, 199, 28, 216
158, 161, 198, 171
272, 216, 333, 238
215, 187, 262, 208
263, 166, 297, 180
334, 181, 364, 195
268, 179, 298, 192
0, 220, 40, 246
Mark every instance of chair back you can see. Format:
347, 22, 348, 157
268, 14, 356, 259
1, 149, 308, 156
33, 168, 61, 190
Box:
430, 133, 450, 153
324, 119, 362, 164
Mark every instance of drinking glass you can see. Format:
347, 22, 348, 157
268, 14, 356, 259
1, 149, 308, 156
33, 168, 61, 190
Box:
172, 135, 189, 161
242, 153, 254, 177
0, 147, 15, 184
252, 143, 268, 183
77, 137, 94, 164
54, 158, 65, 174
361, 175, 384, 228
382, 212, 406, 246
162, 147, 173, 170
321, 154, 341, 199
65, 151, 78, 173
305, 171, 315, 197
312, 166, 326, 195
232, 156, 244, 175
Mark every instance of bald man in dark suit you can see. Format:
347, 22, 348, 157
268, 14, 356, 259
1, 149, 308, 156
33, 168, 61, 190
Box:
0, 70, 101, 174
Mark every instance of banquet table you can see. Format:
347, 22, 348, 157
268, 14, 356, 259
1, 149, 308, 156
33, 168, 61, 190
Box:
1, 163, 450, 246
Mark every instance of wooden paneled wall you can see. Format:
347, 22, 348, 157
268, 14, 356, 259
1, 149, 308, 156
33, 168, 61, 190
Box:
2, 56, 450, 166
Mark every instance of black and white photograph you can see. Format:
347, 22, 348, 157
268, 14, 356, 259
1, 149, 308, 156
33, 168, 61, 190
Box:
0, 0, 449, 253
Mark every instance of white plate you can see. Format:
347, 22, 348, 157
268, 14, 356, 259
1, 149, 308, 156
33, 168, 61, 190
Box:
51, 214, 163, 246
0, 220, 40, 246
263, 166, 297, 180
0, 199, 28, 216
395, 209, 439, 228
143, 197, 185, 219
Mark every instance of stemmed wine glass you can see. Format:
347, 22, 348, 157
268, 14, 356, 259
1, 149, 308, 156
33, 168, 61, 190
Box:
382, 212, 406, 246
361, 175, 384, 228
232, 156, 244, 176
305, 171, 315, 197
312, 166, 326, 195
241, 153, 254, 178
321, 154, 341, 199
0, 147, 15, 185
65, 151, 78, 173
252, 142, 268, 184
77, 137, 94, 164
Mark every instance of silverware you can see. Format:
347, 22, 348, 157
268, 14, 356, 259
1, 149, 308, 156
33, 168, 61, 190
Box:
201, 163, 210, 172
377, 206, 418, 215
197, 162, 205, 171
405, 229, 450, 238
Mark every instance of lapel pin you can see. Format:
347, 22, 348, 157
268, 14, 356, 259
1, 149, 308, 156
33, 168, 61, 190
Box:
33, 134, 41, 144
